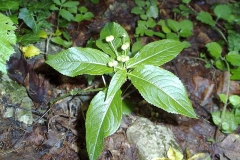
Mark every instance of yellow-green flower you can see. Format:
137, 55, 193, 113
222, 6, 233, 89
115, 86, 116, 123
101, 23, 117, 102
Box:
106, 35, 114, 42
121, 42, 130, 50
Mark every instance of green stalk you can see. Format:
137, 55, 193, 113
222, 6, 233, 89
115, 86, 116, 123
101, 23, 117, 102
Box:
110, 41, 119, 57
220, 58, 230, 124
49, 87, 104, 106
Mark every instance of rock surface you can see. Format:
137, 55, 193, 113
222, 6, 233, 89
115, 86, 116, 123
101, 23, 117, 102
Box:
126, 117, 181, 160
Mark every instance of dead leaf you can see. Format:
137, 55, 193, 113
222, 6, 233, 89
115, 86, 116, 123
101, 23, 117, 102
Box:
193, 76, 215, 105
217, 134, 240, 160
217, 71, 240, 95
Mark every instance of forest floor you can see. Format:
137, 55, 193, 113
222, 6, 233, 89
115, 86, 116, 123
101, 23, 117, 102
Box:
0, 0, 240, 160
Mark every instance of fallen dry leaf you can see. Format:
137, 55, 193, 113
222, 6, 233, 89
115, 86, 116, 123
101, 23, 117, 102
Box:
217, 134, 240, 160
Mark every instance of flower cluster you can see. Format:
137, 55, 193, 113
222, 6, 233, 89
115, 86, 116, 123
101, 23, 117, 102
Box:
117, 55, 129, 62
106, 35, 130, 68
108, 60, 118, 67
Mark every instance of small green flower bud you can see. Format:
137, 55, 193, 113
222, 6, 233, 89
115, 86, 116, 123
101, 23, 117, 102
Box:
121, 43, 130, 50
108, 61, 114, 67
106, 35, 114, 42
122, 55, 129, 62
117, 56, 122, 61
108, 60, 118, 67
112, 60, 118, 66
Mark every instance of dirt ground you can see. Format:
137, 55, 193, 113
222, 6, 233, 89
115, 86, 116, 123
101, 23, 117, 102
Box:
0, 0, 240, 160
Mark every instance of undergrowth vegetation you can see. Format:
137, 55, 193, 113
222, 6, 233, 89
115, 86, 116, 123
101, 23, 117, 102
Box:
0, 0, 240, 159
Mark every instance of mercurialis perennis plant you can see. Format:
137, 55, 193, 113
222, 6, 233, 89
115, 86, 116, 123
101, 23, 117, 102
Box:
45, 22, 196, 160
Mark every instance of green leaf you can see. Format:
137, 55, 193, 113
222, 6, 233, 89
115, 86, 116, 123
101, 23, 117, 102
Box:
228, 33, 240, 52
214, 4, 231, 20
50, 4, 59, 10
229, 95, 240, 107
131, 6, 144, 15
167, 19, 180, 32
122, 100, 134, 115
231, 67, 240, 80
0, 13, 16, 74
106, 70, 126, 99
146, 5, 158, 18
0, 1, 19, 11
126, 40, 184, 68
135, 0, 145, 7
182, 0, 191, 4
162, 25, 171, 33
86, 90, 122, 160
17, 33, 41, 45
79, 6, 88, 13
197, 11, 215, 26
206, 42, 222, 59
91, 0, 99, 4
179, 19, 193, 37
59, 9, 74, 21
74, 14, 84, 22
212, 111, 238, 133
61, 0, 66, 3
53, 0, 61, 6
146, 18, 156, 28
214, 58, 225, 70
166, 32, 179, 40
145, 29, 154, 36
18, 8, 38, 33
62, 1, 79, 7
218, 94, 228, 104
132, 39, 143, 55
67, 6, 77, 13
84, 12, 94, 20
96, 22, 130, 58
226, 51, 240, 66
50, 36, 72, 48
45, 47, 113, 77
127, 65, 196, 118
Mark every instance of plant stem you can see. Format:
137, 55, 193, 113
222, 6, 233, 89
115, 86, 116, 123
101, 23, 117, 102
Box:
214, 26, 228, 43
220, 58, 230, 124
110, 41, 119, 57
49, 87, 104, 106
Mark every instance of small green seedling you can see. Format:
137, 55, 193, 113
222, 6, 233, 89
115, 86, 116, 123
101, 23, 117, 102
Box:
212, 94, 240, 133
46, 22, 196, 160
158, 19, 193, 40
131, 0, 163, 38
172, 0, 194, 18
50, 0, 94, 29
205, 42, 240, 80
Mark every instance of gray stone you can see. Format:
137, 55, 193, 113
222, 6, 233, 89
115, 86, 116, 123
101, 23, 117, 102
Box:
126, 117, 181, 160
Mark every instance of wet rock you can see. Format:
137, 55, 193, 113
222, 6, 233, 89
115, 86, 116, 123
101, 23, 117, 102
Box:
126, 117, 180, 160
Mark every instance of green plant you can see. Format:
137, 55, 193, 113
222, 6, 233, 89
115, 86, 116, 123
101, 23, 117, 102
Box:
131, 0, 162, 38
157, 19, 193, 48
131, 0, 193, 54
50, 0, 93, 29
172, 0, 194, 18
0, 13, 16, 73
45, 22, 196, 159
212, 94, 240, 133
204, 42, 240, 132
0, 0, 53, 46
49, 0, 94, 48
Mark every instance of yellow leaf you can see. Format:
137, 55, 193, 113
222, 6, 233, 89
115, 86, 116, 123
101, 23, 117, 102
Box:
188, 153, 211, 160
55, 29, 62, 36
151, 158, 171, 160
38, 30, 48, 39
20, 45, 41, 58
167, 146, 183, 160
